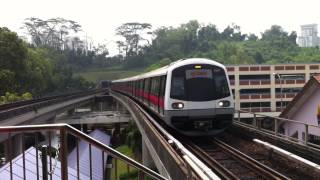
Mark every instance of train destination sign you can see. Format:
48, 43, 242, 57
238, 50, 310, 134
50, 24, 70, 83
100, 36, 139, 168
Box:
186, 69, 212, 79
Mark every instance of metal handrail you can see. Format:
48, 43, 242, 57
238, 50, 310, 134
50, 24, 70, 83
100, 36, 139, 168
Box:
0, 123, 167, 180
235, 110, 320, 148
237, 109, 319, 128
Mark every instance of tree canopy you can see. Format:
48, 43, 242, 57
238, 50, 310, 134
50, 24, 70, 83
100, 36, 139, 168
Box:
0, 26, 94, 98
111, 20, 318, 70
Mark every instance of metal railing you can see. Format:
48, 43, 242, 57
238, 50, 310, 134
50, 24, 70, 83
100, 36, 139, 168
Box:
235, 110, 320, 149
0, 123, 167, 180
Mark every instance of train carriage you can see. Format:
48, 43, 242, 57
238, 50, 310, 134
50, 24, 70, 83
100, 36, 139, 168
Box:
111, 58, 234, 136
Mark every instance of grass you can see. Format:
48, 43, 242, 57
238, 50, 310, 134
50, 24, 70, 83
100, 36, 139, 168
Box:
75, 69, 143, 82
111, 145, 137, 179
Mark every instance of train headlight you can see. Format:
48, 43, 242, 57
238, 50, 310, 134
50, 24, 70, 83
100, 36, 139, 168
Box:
172, 102, 184, 109
218, 100, 230, 107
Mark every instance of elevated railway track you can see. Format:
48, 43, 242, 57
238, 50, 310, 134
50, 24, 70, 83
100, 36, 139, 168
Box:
0, 89, 104, 126
184, 137, 290, 180
2, 89, 320, 179
115, 90, 320, 179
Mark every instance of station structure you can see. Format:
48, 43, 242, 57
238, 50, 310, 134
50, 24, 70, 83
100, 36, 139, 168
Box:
227, 63, 320, 116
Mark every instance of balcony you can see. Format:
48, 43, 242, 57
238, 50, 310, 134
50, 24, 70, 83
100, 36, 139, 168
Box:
240, 107, 272, 112
238, 66, 271, 71
275, 79, 305, 85
275, 93, 297, 99
274, 65, 306, 71
240, 93, 271, 100
239, 80, 271, 86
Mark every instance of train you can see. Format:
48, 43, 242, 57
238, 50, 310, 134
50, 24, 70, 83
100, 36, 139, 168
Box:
111, 58, 234, 136
98, 80, 111, 89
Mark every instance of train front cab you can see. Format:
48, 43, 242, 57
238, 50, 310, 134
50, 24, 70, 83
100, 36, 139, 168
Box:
164, 63, 234, 136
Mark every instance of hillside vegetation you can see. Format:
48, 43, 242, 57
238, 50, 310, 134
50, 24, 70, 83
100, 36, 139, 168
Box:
3, 18, 320, 92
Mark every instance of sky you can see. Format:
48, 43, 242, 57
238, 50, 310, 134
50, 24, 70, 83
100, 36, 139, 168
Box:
1, 0, 320, 55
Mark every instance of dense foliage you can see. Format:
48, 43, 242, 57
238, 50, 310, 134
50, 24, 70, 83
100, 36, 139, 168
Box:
21, 19, 320, 76
112, 21, 320, 70
0, 27, 93, 99
0, 92, 32, 105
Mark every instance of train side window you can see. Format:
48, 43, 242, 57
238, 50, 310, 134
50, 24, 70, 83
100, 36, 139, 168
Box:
151, 77, 160, 96
144, 78, 150, 93
144, 78, 151, 103
141, 79, 144, 92
155, 77, 160, 96
150, 78, 154, 95
140, 79, 144, 96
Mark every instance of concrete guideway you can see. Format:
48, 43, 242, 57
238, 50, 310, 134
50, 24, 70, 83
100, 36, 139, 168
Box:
55, 111, 131, 125
0, 91, 103, 126
111, 91, 219, 180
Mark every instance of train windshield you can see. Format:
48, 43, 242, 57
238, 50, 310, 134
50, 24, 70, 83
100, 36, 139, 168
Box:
170, 64, 230, 101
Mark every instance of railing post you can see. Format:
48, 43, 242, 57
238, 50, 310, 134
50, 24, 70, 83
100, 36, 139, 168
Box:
305, 124, 309, 145
274, 118, 278, 136
127, 164, 130, 173
237, 111, 240, 122
60, 127, 68, 180
114, 158, 118, 180
138, 171, 145, 180
41, 145, 48, 180
253, 114, 256, 127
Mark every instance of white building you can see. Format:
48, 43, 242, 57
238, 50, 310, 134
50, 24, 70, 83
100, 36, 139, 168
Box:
297, 24, 320, 47
279, 75, 320, 144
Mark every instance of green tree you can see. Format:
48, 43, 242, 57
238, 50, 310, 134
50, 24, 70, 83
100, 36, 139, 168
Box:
23, 48, 53, 93
0, 70, 16, 94
0, 27, 28, 93
22, 17, 82, 50
116, 22, 152, 56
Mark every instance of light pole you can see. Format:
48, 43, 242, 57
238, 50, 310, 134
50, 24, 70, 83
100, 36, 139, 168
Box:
273, 73, 283, 111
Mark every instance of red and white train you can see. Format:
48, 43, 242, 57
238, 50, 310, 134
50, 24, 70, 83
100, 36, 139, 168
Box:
111, 58, 234, 136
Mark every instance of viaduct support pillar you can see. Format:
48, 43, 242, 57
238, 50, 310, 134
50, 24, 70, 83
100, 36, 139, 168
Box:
4, 134, 23, 162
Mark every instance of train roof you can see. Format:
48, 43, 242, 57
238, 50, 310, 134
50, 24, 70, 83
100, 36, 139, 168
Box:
112, 58, 225, 83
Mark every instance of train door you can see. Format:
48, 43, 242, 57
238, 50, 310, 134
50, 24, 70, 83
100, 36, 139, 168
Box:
150, 77, 160, 112
145, 78, 151, 106
139, 80, 143, 101
159, 75, 166, 115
